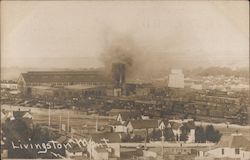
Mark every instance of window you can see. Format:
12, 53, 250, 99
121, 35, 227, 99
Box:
235, 148, 240, 155
221, 149, 224, 155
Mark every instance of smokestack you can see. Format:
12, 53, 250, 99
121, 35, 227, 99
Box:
112, 63, 126, 87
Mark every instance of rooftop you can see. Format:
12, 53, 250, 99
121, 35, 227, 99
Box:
19, 70, 111, 83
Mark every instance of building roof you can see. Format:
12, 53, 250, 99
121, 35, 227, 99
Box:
109, 120, 122, 126
183, 121, 196, 129
19, 71, 111, 84
217, 134, 250, 150
67, 143, 86, 153
128, 120, 159, 129
95, 147, 108, 153
118, 112, 141, 121
64, 85, 101, 90
170, 122, 183, 130
56, 136, 68, 144
91, 133, 122, 143
13, 111, 31, 119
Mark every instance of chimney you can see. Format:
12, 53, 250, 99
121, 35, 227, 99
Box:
112, 63, 126, 87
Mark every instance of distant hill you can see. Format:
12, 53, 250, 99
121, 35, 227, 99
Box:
184, 67, 249, 78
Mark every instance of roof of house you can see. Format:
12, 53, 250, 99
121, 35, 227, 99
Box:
13, 111, 31, 119
64, 85, 102, 90
109, 120, 123, 126
19, 71, 111, 84
118, 112, 141, 121
217, 134, 250, 150
95, 147, 108, 153
183, 121, 196, 129
67, 143, 86, 153
56, 136, 68, 144
170, 122, 183, 130
91, 133, 121, 143
128, 120, 159, 129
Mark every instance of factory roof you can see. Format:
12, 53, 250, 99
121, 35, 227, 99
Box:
18, 70, 111, 84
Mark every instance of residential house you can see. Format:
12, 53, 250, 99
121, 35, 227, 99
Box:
91, 132, 121, 158
169, 121, 183, 141
108, 120, 127, 133
1, 111, 6, 123
65, 143, 87, 159
91, 146, 109, 160
169, 119, 196, 143
116, 112, 141, 124
196, 133, 250, 160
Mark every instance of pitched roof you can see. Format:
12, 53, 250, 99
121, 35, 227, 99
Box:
128, 120, 159, 129
20, 71, 111, 84
119, 112, 141, 121
217, 134, 250, 150
67, 143, 86, 153
13, 111, 28, 119
170, 122, 182, 130
56, 136, 68, 144
95, 147, 108, 153
109, 120, 122, 126
91, 133, 121, 143
183, 121, 196, 129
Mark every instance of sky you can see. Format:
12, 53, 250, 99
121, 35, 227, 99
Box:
1, 1, 249, 69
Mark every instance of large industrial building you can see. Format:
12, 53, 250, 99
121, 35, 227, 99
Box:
17, 70, 112, 97
17, 63, 128, 98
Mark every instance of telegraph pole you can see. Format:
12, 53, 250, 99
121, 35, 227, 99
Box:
48, 102, 51, 127
67, 110, 70, 133
59, 114, 62, 133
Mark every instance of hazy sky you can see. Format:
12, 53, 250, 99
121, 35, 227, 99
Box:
1, 1, 249, 69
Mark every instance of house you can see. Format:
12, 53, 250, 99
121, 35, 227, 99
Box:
127, 120, 160, 133
91, 132, 122, 144
108, 120, 127, 133
183, 120, 196, 143
65, 143, 87, 159
158, 119, 171, 130
1, 111, 6, 123
91, 146, 109, 160
169, 119, 196, 142
91, 132, 121, 157
22, 112, 33, 119
5, 112, 15, 121
13, 110, 32, 119
196, 133, 250, 160
126, 120, 163, 141
116, 112, 141, 124
169, 121, 183, 141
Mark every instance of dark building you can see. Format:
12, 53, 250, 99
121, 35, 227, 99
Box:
17, 70, 112, 96
112, 63, 126, 88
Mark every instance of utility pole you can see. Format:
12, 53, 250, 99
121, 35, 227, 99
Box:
48, 102, 51, 127
59, 114, 62, 133
96, 116, 98, 132
161, 130, 164, 159
67, 110, 70, 134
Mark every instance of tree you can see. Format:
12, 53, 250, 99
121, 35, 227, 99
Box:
205, 125, 222, 143
195, 126, 206, 143
180, 125, 189, 142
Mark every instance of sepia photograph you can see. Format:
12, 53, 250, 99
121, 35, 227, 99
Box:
1, 1, 249, 160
